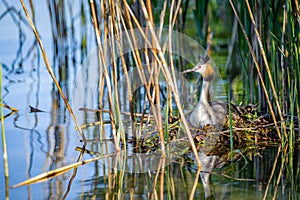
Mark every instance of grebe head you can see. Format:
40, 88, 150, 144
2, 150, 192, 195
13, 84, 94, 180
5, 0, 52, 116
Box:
183, 55, 215, 81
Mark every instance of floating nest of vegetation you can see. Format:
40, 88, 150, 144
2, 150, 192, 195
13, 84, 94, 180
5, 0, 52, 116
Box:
202, 103, 280, 144
126, 103, 296, 169
136, 103, 286, 156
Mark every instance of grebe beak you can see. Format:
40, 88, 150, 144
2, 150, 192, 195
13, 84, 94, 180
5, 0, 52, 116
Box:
182, 64, 202, 74
182, 55, 210, 74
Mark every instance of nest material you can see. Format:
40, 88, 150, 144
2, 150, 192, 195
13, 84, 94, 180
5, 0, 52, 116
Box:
137, 104, 282, 154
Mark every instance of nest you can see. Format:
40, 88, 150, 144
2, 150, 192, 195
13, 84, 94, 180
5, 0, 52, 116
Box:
135, 104, 286, 155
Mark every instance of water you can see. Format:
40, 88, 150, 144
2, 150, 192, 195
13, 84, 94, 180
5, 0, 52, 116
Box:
1, 1, 299, 199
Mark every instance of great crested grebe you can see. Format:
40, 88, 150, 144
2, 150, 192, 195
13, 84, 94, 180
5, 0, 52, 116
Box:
183, 55, 228, 128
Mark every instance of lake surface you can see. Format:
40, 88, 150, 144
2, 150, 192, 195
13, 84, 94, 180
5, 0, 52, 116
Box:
1, 1, 299, 199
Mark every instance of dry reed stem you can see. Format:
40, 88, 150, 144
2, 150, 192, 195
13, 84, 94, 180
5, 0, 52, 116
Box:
159, 159, 165, 199
262, 144, 282, 200
149, 0, 180, 119
143, 29, 162, 126
113, 4, 138, 142
146, 0, 154, 26
118, 25, 157, 120
170, 1, 182, 28
145, 5, 164, 156
90, 1, 107, 144
272, 144, 288, 200
19, 0, 86, 142
141, 36, 154, 137
122, 2, 170, 83
136, 0, 201, 166
121, 0, 201, 165
161, 2, 182, 52
158, 0, 168, 39
12, 150, 114, 188
62, 148, 85, 200
229, 0, 282, 140
89, 0, 104, 110
150, 159, 162, 200
245, 0, 287, 139
145, 35, 164, 144
159, 0, 182, 118
127, 0, 179, 157
90, 0, 120, 151
0, 103, 18, 112
168, 0, 182, 115
121, 1, 166, 155
114, 4, 135, 127
189, 167, 201, 200
165, 0, 177, 116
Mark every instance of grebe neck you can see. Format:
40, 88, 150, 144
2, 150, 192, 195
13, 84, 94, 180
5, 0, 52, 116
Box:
189, 79, 215, 128
199, 80, 211, 106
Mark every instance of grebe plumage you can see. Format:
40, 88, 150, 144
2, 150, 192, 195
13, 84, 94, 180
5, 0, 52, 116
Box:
183, 56, 228, 128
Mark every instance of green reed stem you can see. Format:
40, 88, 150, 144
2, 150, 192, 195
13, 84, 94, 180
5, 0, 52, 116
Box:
109, 16, 126, 147
228, 88, 233, 157
164, 90, 170, 141
1, 62, 9, 187
245, 0, 287, 140
229, 0, 282, 140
